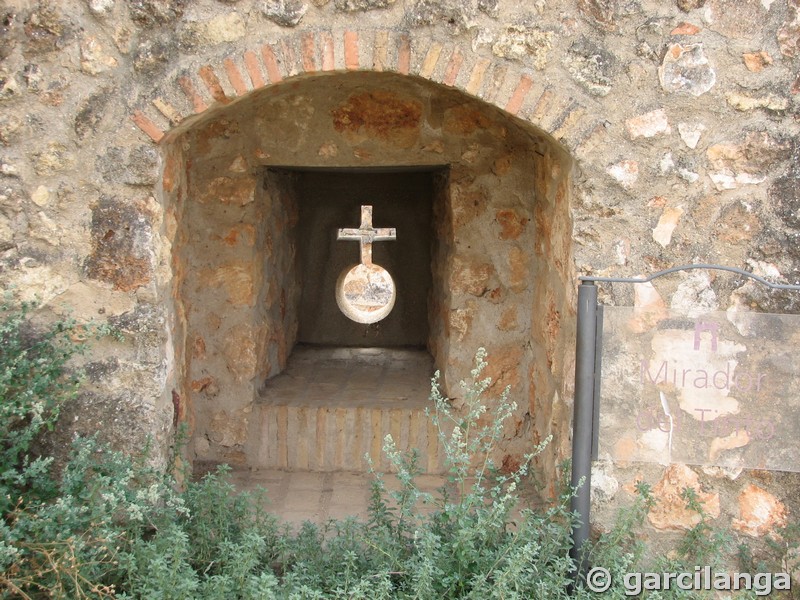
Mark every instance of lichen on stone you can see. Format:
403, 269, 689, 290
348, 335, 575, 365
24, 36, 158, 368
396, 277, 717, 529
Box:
491, 21, 554, 69
564, 37, 617, 96
405, 0, 477, 32
333, 0, 395, 12
261, 0, 309, 27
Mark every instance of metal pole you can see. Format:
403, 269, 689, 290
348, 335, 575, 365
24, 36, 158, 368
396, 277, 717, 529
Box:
570, 281, 598, 581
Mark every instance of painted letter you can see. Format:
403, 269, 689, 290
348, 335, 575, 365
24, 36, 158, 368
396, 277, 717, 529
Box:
713, 363, 731, 390
641, 360, 668, 384
694, 408, 713, 433
694, 370, 709, 388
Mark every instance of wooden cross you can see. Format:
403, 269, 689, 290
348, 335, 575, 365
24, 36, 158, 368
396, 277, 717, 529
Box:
337, 205, 396, 265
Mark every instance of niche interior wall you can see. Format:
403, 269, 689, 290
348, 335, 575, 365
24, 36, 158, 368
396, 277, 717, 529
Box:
162, 71, 574, 486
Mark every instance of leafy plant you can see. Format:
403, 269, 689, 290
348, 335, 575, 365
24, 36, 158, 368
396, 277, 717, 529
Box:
0, 301, 86, 515
1, 311, 795, 599
361, 347, 578, 598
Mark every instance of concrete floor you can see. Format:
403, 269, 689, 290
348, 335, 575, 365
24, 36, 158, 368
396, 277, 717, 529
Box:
227, 468, 449, 527
260, 345, 435, 408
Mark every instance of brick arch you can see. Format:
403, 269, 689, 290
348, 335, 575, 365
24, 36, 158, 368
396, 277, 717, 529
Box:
130, 28, 605, 157
153, 30, 582, 479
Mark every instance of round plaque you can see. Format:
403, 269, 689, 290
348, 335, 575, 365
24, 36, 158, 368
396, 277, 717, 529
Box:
335, 263, 396, 324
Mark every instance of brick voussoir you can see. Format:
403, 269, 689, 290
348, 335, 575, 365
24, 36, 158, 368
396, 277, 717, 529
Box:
373, 30, 389, 72
223, 57, 248, 96
550, 104, 588, 148
133, 28, 597, 147
301, 31, 317, 73
178, 74, 209, 114
243, 49, 266, 89
198, 65, 230, 104
321, 31, 336, 72
396, 33, 411, 75
505, 73, 534, 116
344, 30, 359, 70
261, 43, 283, 83
152, 97, 184, 126
418, 42, 443, 79
465, 58, 491, 97
442, 47, 464, 87
131, 109, 165, 143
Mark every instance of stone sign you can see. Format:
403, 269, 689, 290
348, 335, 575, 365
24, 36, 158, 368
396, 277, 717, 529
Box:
598, 307, 800, 472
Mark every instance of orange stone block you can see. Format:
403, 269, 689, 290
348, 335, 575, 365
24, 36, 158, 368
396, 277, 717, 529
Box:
203, 176, 255, 206
496, 209, 528, 240
193, 335, 207, 359
733, 484, 788, 537
498, 307, 518, 331
331, 90, 422, 148
507, 246, 530, 292
647, 464, 720, 530
482, 344, 524, 391
223, 323, 258, 382
191, 376, 217, 393
671, 21, 701, 35
742, 51, 773, 73
200, 263, 256, 307
449, 255, 494, 296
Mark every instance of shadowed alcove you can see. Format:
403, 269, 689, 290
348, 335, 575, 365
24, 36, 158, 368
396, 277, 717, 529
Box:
164, 70, 575, 485
292, 168, 436, 347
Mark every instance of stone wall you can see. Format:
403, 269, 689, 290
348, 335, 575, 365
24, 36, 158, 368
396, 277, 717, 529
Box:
1, 0, 798, 540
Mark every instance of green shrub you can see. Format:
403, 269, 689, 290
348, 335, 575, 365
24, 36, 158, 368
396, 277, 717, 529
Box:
0, 302, 86, 515
1, 301, 795, 598
360, 347, 578, 599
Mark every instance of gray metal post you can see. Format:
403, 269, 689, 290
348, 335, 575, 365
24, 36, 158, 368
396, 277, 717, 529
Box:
570, 281, 598, 579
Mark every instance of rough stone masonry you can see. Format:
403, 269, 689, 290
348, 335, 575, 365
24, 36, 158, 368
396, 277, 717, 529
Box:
1, 0, 799, 547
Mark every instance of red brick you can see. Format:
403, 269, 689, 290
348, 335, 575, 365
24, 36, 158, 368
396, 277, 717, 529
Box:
198, 65, 229, 103
280, 39, 298, 77
261, 44, 283, 83
131, 110, 164, 143
443, 49, 463, 86
223, 58, 247, 96
397, 34, 410, 75
301, 32, 316, 73
345, 31, 359, 70
321, 31, 335, 71
178, 75, 208, 113
243, 50, 266, 88
505, 74, 533, 115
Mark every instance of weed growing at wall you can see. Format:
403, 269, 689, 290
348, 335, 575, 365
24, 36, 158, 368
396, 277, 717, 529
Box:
0, 301, 84, 516
0, 305, 796, 598
363, 348, 578, 598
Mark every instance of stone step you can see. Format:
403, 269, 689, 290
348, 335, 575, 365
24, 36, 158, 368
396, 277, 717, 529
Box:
250, 402, 446, 473
248, 345, 445, 473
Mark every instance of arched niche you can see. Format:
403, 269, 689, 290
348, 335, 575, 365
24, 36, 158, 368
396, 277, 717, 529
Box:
162, 71, 575, 492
